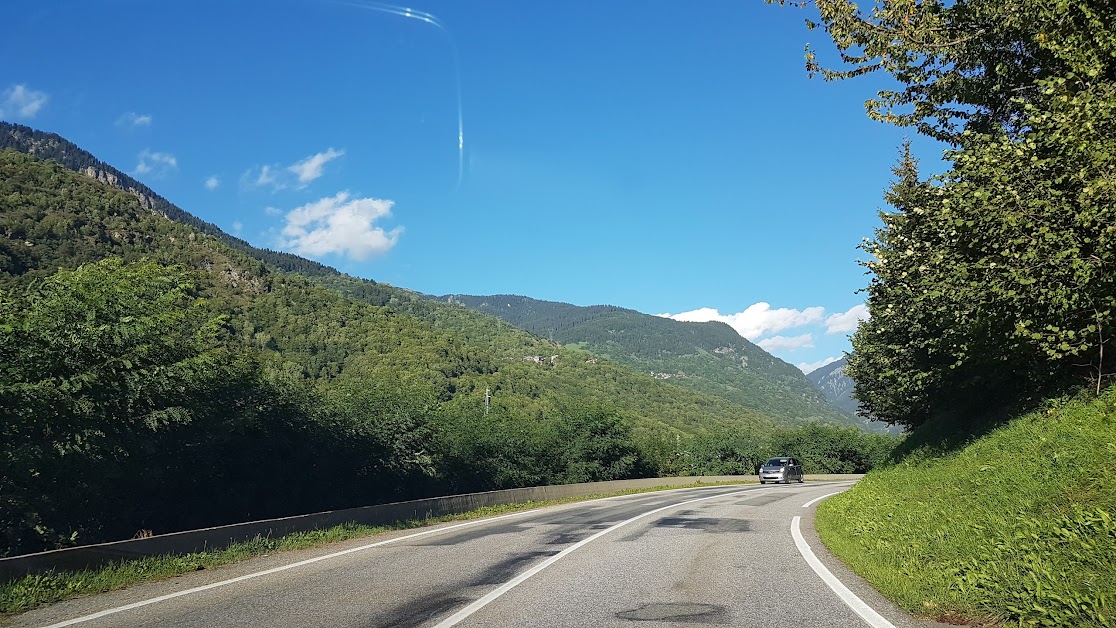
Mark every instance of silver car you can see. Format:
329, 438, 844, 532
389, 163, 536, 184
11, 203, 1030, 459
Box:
758, 456, 804, 484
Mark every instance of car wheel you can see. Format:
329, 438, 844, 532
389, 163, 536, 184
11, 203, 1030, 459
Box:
798, 476, 804, 483
759, 480, 765, 485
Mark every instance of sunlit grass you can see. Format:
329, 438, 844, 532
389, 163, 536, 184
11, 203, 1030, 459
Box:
815, 388, 1116, 627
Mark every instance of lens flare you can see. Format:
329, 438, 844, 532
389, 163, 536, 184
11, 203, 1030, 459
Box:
335, 1, 465, 190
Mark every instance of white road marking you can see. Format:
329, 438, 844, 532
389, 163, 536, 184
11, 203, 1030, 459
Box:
802, 490, 845, 508
39, 484, 755, 628
791, 516, 897, 628
40, 509, 544, 628
432, 488, 752, 628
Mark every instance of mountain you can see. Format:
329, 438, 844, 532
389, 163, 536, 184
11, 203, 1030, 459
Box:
0, 122, 347, 279
0, 142, 781, 440
431, 294, 864, 429
0, 124, 903, 553
807, 358, 857, 413
2, 120, 858, 446
806, 358, 899, 434
0, 121, 855, 432
0, 137, 770, 550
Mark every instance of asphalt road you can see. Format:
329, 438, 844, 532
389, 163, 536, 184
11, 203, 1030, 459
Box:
15, 482, 950, 628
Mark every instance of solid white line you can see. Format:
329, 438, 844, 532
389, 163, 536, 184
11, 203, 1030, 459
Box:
791, 516, 896, 628
41, 509, 544, 628
432, 488, 751, 628
802, 490, 845, 508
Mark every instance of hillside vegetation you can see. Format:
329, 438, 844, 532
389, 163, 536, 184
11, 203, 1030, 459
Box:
0, 146, 899, 556
817, 391, 1116, 626
435, 294, 862, 428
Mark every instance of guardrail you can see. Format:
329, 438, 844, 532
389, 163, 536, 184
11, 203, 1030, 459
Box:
0, 473, 861, 582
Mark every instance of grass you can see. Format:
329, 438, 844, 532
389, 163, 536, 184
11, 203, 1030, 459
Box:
815, 387, 1116, 627
0, 479, 757, 618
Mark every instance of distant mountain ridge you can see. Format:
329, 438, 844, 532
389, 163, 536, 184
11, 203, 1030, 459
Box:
807, 358, 857, 413
807, 357, 898, 434
433, 294, 865, 429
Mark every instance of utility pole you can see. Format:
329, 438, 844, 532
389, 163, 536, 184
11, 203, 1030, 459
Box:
484, 387, 491, 416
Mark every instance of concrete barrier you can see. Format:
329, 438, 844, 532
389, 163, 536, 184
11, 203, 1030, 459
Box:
0, 474, 860, 582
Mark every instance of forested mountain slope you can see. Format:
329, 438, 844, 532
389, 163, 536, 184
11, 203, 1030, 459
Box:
0, 121, 855, 429
0, 149, 780, 438
0, 130, 899, 555
433, 294, 861, 428
0, 121, 338, 277
0, 146, 786, 552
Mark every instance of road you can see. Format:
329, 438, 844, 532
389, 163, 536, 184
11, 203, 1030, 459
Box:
15, 482, 946, 628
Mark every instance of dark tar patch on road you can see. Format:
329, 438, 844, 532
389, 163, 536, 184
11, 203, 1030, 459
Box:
735, 493, 791, 507
546, 530, 591, 545
654, 517, 752, 533
617, 516, 751, 542
532, 510, 635, 527
470, 550, 559, 586
616, 602, 727, 623
369, 592, 471, 628
404, 522, 529, 546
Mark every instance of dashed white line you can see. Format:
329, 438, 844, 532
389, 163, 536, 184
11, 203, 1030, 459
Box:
791, 516, 897, 628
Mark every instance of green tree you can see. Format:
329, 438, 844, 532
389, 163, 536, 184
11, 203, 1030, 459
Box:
778, 0, 1116, 427
0, 258, 235, 552
550, 406, 641, 483
777, 0, 1112, 144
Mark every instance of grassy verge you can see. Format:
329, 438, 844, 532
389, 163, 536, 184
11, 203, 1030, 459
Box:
815, 388, 1116, 627
1, 479, 755, 617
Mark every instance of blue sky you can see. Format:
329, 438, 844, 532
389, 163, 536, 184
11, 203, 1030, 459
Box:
2, 0, 945, 373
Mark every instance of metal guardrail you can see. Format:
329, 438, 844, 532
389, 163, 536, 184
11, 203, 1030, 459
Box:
0, 473, 861, 582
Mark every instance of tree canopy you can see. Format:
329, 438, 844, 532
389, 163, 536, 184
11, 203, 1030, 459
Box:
775, 0, 1116, 427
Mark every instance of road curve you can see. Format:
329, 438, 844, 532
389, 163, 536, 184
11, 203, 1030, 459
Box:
15, 482, 944, 628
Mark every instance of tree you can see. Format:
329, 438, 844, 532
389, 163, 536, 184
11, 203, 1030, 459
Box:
775, 0, 1113, 144
551, 406, 640, 483
776, 0, 1116, 427
846, 142, 957, 427
0, 258, 234, 552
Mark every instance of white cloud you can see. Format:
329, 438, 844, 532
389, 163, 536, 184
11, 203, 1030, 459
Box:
133, 149, 177, 177
255, 165, 277, 187
288, 148, 344, 186
204, 176, 220, 190
248, 148, 344, 191
117, 112, 152, 127
232, 221, 243, 234
662, 302, 825, 340
757, 333, 814, 352
825, 303, 870, 334
264, 206, 282, 216
0, 84, 48, 119
279, 191, 402, 261
797, 356, 841, 375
